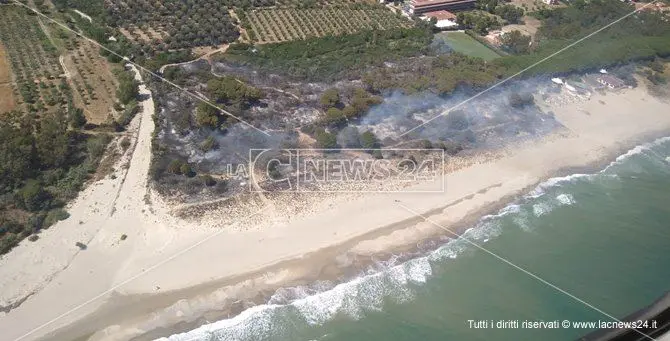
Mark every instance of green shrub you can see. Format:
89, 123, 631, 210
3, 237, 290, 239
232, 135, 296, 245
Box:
44, 209, 70, 228
19, 180, 51, 212
87, 135, 111, 160
167, 159, 185, 174
360, 131, 380, 151
120, 137, 131, 150
199, 136, 219, 151
315, 129, 338, 149
180, 163, 196, 177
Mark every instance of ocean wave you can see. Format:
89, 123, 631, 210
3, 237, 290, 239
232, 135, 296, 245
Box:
532, 202, 553, 217
161, 257, 433, 341
526, 173, 591, 199
481, 204, 521, 221
603, 136, 670, 173
162, 135, 670, 341
528, 193, 575, 219
525, 136, 670, 199
159, 303, 285, 341
556, 193, 576, 206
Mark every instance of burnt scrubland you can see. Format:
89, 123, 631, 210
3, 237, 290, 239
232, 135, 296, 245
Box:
149, 0, 670, 203
150, 53, 559, 202
19, 0, 670, 206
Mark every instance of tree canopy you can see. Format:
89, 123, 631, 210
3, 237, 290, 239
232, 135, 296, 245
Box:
206, 76, 263, 106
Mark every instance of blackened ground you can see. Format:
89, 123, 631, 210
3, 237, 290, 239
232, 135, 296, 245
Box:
150, 59, 564, 203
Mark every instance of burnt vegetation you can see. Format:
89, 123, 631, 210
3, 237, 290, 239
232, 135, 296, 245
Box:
46, 0, 670, 206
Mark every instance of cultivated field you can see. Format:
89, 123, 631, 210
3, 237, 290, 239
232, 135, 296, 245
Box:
61, 36, 119, 124
0, 7, 70, 115
0, 43, 16, 114
240, 5, 411, 43
106, 0, 241, 50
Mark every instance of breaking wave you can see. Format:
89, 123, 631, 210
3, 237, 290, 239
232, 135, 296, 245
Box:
159, 136, 670, 341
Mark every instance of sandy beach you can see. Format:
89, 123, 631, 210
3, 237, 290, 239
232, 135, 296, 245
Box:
1, 78, 670, 341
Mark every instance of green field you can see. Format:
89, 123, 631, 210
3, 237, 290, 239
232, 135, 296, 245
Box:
436, 31, 500, 61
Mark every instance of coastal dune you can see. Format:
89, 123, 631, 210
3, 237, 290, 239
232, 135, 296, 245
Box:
0, 82, 670, 341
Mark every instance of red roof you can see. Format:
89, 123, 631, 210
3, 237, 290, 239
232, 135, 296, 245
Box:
423, 10, 457, 20
413, 0, 469, 6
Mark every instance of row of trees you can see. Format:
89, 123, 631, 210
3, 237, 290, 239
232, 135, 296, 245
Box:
476, 0, 525, 23
243, 5, 409, 43
222, 26, 433, 81
363, 52, 507, 95
103, 0, 241, 50
456, 12, 501, 35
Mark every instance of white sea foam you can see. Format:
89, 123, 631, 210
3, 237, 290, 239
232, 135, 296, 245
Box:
512, 210, 532, 232
532, 202, 553, 217
163, 136, 670, 341
603, 136, 670, 172
527, 173, 591, 199
481, 204, 521, 221
158, 303, 284, 341
162, 253, 435, 340
556, 193, 576, 206
525, 136, 670, 200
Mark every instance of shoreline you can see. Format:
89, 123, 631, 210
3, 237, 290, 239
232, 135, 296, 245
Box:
43, 132, 670, 341
161, 132, 670, 341
1, 82, 670, 341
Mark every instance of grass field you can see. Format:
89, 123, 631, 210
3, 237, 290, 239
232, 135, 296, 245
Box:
0, 43, 16, 113
436, 31, 500, 61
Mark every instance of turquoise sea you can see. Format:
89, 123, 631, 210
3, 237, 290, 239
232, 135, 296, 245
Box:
162, 136, 670, 341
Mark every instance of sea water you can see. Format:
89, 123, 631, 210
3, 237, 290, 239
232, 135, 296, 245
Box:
161, 136, 670, 341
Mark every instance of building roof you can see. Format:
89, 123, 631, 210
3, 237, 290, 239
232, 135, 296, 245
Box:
423, 10, 457, 20
412, 0, 473, 7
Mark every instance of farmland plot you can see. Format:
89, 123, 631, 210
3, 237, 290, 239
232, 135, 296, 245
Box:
104, 0, 246, 50
0, 42, 16, 114
0, 7, 70, 115
60, 36, 120, 124
240, 4, 412, 43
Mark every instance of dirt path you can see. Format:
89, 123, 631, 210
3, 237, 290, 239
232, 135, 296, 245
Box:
72, 9, 92, 23
58, 55, 70, 78
211, 68, 301, 100
158, 45, 230, 74
36, 16, 57, 48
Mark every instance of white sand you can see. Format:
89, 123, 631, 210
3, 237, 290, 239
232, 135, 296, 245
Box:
0, 82, 669, 340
